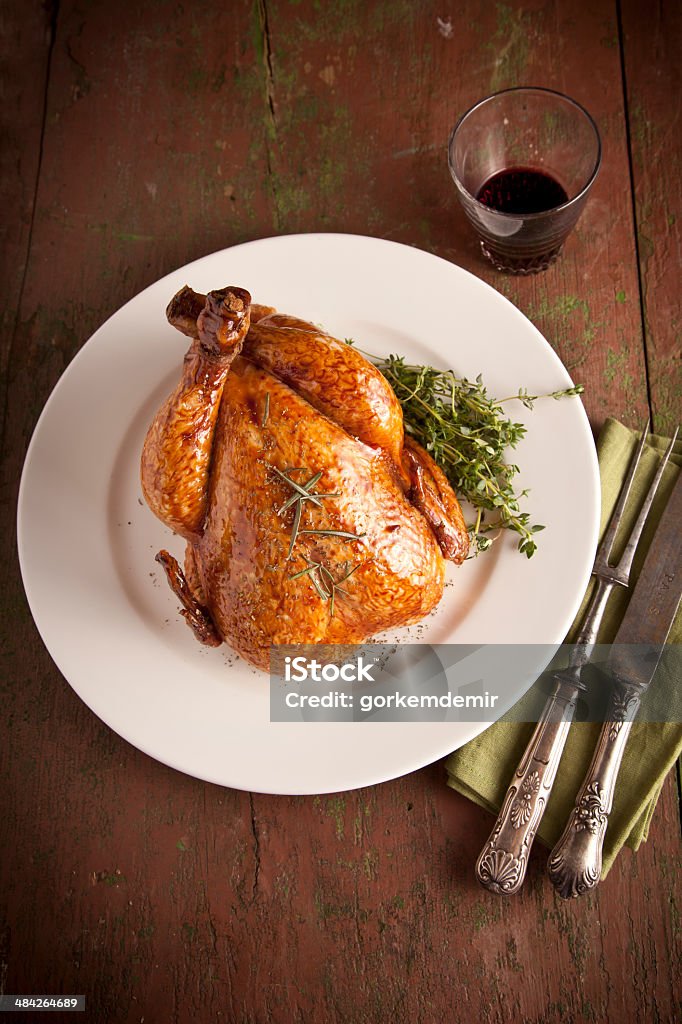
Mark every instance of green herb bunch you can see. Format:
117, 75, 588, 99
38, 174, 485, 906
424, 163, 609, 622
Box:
371, 355, 583, 558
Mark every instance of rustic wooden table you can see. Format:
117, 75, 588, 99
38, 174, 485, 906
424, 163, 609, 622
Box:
2, 1, 680, 1021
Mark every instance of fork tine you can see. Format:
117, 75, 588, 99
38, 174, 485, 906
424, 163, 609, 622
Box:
612, 426, 679, 579
595, 419, 650, 567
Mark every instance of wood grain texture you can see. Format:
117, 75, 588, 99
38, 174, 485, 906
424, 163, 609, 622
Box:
620, 0, 682, 434
0, 1, 54, 455
0, 1, 680, 1022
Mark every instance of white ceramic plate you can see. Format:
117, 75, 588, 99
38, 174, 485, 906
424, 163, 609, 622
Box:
18, 234, 599, 794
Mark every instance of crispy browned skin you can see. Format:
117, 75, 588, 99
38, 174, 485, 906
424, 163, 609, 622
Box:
402, 436, 469, 563
166, 286, 407, 471
244, 314, 408, 473
141, 286, 469, 669
140, 286, 251, 538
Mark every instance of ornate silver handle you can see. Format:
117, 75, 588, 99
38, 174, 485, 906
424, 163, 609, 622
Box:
547, 682, 641, 899
475, 577, 613, 895
475, 676, 580, 895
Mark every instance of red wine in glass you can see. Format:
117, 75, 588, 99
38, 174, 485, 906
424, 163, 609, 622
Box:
473, 166, 571, 271
476, 167, 569, 215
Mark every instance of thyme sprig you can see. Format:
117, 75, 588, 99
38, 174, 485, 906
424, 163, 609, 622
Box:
370, 354, 583, 558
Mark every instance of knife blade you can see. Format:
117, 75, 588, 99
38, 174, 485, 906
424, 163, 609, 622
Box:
609, 466, 682, 688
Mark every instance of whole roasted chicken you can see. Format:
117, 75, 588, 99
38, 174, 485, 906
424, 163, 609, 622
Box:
141, 285, 468, 670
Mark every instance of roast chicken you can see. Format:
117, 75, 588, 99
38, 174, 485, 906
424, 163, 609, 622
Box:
141, 285, 469, 670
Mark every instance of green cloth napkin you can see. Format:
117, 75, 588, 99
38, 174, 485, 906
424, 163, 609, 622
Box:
445, 418, 682, 877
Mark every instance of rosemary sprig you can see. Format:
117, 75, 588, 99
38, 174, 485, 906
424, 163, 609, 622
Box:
272, 467, 325, 511
272, 466, 350, 558
370, 354, 583, 558
288, 499, 303, 559
262, 392, 270, 427
279, 488, 340, 516
289, 560, 330, 599
289, 558, 364, 617
299, 529, 366, 541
